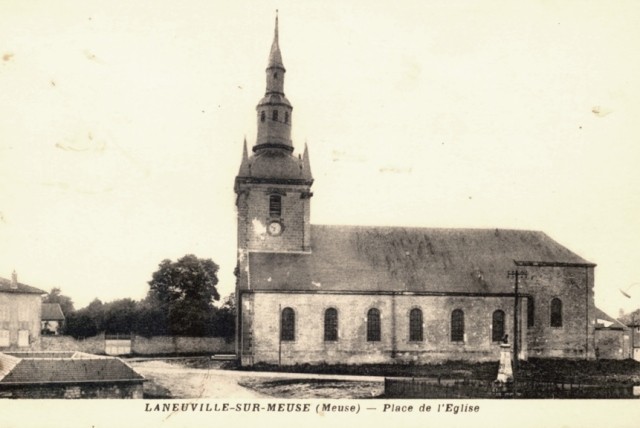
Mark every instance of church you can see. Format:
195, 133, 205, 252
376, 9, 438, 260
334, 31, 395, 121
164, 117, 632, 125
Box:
234, 17, 596, 366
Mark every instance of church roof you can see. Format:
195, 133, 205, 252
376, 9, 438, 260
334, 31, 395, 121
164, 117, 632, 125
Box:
246, 225, 594, 294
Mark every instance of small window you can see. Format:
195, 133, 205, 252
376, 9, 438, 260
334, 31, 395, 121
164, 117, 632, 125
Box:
281, 307, 295, 341
273, 72, 278, 79
324, 308, 338, 341
284, 111, 289, 123
527, 297, 535, 328
272, 110, 278, 121
260, 111, 265, 122
269, 194, 282, 217
409, 308, 423, 341
550, 298, 563, 327
451, 309, 464, 342
367, 308, 381, 342
492, 310, 505, 342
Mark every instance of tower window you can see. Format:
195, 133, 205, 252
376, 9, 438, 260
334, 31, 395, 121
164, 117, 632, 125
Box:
273, 72, 278, 79
550, 298, 563, 327
269, 194, 281, 217
281, 307, 295, 341
451, 309, 464, 342
409, 308, 423, 342
260, 111, 265, 122
272, 110, 278, 121
366, 308, 381, 342
284, 111, 289, 123
492, 310, 505, 342
324, 308, 338, 342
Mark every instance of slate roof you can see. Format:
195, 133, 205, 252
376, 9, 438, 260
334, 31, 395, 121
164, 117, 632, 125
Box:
42, 303, 65, 320
594, 307, 629, 330
0, 352, 144, 385
0, 277, 46, 295
247, 225, 594, 294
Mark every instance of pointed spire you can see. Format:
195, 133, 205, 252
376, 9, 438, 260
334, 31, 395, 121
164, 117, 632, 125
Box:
268, 10, 284, 69
301, 142, 313, 181
238, 137, 251, 177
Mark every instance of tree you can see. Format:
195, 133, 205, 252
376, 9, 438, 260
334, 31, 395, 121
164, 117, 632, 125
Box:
211, 293, 236, 340
102, 298, 138, 334
64, 311, 98, 339
147, 255, 220, 336
43, 287, 75, 315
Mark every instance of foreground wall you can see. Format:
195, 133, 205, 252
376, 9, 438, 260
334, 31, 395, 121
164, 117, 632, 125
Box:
239, 292, 527, 366
0, 382, 143, 399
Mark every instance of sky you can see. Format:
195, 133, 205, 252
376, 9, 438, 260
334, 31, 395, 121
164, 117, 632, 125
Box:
0, 0, 639, 317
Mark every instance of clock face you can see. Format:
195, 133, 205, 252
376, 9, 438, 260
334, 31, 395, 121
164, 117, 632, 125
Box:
267, 221, 283, 236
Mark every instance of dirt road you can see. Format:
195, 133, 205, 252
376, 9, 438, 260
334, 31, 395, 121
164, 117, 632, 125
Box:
130, 360, 383, 399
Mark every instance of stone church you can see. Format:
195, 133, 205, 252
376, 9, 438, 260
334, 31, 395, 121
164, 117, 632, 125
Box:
234, 17, 596, 366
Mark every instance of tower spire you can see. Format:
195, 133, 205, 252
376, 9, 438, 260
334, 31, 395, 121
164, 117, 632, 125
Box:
268, 10, 284, 71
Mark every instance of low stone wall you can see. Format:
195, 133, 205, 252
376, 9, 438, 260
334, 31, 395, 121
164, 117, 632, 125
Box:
131, 336, 234, 355
39, 334, 235, 355
0, 382, 143, 399
40, 334, 106, 354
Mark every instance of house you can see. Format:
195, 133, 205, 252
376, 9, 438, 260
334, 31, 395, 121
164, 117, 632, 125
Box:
0, 351, 145, 398
0, 272, 46, 350
594, 307, 631, 359
234, 17, 597, 366
41, 303, 65, 335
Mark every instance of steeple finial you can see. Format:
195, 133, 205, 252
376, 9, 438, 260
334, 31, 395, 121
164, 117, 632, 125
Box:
268, 10, 284, 69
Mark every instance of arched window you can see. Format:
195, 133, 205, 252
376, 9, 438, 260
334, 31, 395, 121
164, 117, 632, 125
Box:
550, 298, 563, 327
324, 308, 338, 341
527, 297, 535, 328
492, 310, 505, 342
367, 308, 380, 342
269, 194, 281, 218
260, 110, 265, 122
451, 309, 464, 342
281, 307, 295, 341
272, 110, 278, 121
284, 111, 289, 123
409, 308, 423, 341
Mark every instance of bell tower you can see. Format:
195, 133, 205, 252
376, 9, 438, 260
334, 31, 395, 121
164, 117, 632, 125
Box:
235, 13, 313, 255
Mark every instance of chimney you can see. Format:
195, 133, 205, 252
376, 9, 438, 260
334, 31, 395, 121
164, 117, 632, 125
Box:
11, 270, 18, 289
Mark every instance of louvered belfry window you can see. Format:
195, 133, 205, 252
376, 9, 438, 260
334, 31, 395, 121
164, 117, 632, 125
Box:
269, 194, 281, 218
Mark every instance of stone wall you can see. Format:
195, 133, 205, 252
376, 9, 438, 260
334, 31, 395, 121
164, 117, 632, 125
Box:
237, 182, 311, 253
594, 329, 630, 359
239, 292, 527, 365
521, 265, 595, 359
40, 334, 234, 355
0, 382, 143, 399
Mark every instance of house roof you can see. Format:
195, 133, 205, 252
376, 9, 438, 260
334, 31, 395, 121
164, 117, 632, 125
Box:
0, 352, 144, 385
246, 225, 594, 294
0, 277, 47, 295
42, 303, 65, 320
594, 307, 629, 330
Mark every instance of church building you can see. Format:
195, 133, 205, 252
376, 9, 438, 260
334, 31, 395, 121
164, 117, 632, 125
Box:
234, 17, 596, 366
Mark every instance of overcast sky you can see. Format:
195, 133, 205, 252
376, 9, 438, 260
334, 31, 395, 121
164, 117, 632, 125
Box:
1, 0, 639, 317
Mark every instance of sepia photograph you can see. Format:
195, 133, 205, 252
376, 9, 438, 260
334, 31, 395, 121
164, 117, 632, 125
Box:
1, 0, 639, 426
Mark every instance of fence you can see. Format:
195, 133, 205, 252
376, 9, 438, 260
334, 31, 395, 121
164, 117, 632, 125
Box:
384, 376, 636, 399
